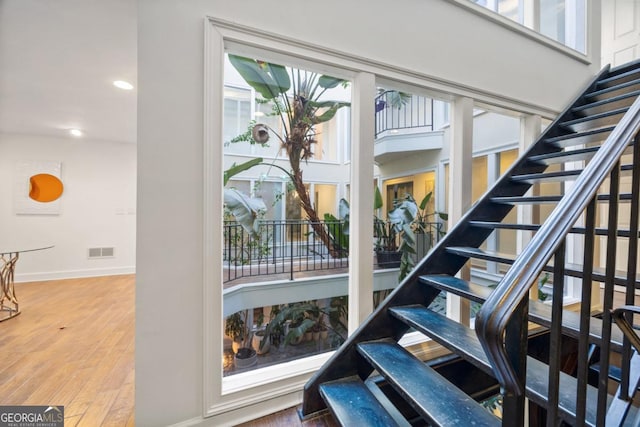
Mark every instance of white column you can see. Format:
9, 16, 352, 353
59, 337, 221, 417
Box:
485, 153, 500, 275
517, 114, 541, 254
348, 72, 376, 334
447, 96, 473, 325
518, 114, 541, 300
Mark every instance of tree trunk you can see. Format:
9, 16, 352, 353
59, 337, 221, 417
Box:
291, 169, 342, 258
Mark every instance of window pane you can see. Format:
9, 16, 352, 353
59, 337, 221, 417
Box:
540, 0, 586, 52
224, 87, 252, 155
498, 0, 523, 23
222, 53, 351, 378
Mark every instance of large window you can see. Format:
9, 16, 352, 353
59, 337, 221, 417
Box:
471, 0, 586, 53
221, 52, 353, 380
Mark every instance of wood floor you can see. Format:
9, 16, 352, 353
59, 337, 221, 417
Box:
237, 407, 338, 427
0, 274, 634, 426
0, 275, 135, 426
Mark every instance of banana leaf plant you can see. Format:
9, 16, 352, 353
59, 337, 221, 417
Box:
228, 55, 350, 257
388, 192, 447, 280
223, 157, 266, 237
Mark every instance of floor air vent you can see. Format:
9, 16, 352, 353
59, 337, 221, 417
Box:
88, 247, 115, 259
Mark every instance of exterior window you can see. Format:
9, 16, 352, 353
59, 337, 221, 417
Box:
222, 53, 352, 379
498, 0, 523, 23
472, 0, 523, 23
470, 0, 586, 53
540, 0, 585, 52
224, 86, 252, 155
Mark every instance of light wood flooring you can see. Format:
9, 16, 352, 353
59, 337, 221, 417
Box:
0, 275, 135, 426
0, 274, 634, 426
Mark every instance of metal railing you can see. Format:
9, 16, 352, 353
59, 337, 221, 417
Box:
375, 92, 434, 137
224, 219, 445, 283
223, 219, 348, 283
475, 76, 640, 424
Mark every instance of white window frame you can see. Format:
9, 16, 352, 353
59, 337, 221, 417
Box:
204, 14, 582, 421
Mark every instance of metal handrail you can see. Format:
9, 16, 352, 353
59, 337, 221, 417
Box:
475, 95, 640, 394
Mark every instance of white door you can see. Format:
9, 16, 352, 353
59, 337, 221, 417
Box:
602, 0, 640, 66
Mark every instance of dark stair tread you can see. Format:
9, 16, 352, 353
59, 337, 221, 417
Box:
357, 340, 500, 426
590, 362, 624, 383
560, 107, 629, 132
468, 220, 637, 237
572, 90, 640, 116
420, 274, 492, 304
418, 273, 625, 349
511, 169, 582, 183
446, 246, 640, 288
446, 246, 514, 264
510, 164, 634, 184
545, 126, 614, 147
527, 146, 600, 164
598, 65, 640, 87
529, 300, 624, 350
491, 193, 633, 205
388, 306, 600, 426
319, 378, 402, 427
588, 77, 640, 100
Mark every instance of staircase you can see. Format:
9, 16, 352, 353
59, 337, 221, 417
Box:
301, 60, 640, 426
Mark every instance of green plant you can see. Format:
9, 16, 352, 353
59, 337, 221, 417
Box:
323, 198, 350, 257
413, 192, 448, 234
387, 192, 447, 280
223, 222, 273, 266
224, 158, 267, 238
229, 55, 350, 257
225, 310, 250, 348
374, 186, 399, 253
538, 272, 550, 301
262, 300, 347, 348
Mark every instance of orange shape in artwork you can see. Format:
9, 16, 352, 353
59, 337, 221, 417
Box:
29, 174, 64, 202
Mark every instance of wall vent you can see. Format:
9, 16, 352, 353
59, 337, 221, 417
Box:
88, 247, 115, 259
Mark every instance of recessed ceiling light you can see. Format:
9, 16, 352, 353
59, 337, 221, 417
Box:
113, 80, 134, 90
69, 129, 83, 137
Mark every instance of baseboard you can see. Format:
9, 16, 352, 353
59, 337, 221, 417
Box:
14, 266, 136, 283
166, 390, 302, 427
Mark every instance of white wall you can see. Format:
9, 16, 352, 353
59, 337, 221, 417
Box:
0, 134, 136, 281
137, 0, 600, 425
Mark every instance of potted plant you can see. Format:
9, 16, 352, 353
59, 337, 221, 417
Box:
411, 192, 448, 261
374, 187, 401, 268
224, 310, 257, 368
251, 313, 270, 355
262, 301, 338, 347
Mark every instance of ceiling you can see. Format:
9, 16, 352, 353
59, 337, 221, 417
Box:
0, 0, 137, 144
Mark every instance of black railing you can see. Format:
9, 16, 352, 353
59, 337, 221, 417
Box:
375, 92, 434, 137
475, 76, 640, 423
223, 219, 349, 283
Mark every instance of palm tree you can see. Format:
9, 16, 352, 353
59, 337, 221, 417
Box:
228, 55, 350, 257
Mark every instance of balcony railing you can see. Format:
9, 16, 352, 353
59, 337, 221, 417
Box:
375, 92, 434, 137
224, 219, 445, 284
223, 219, 349, 283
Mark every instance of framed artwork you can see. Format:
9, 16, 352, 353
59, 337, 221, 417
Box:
14, 161, 64, 215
